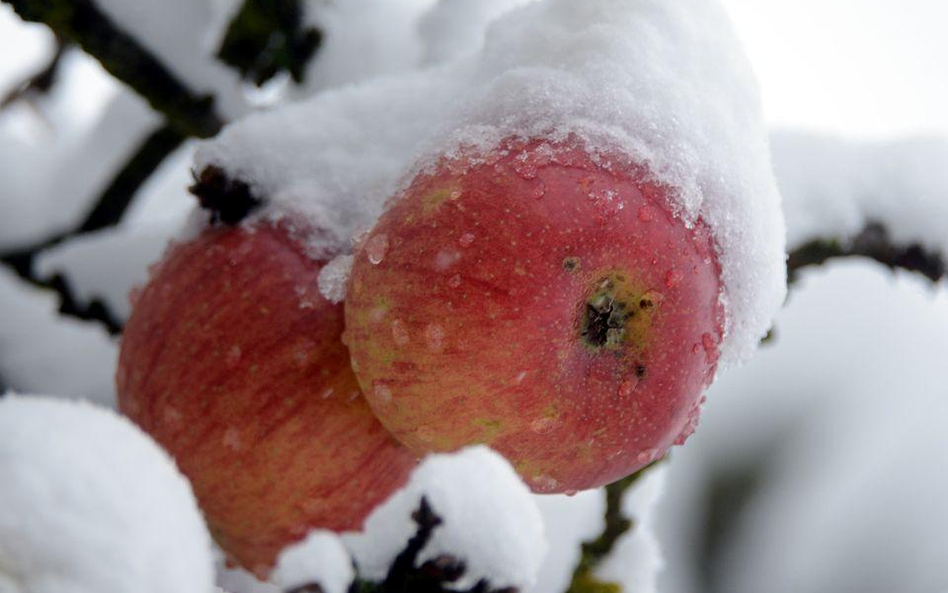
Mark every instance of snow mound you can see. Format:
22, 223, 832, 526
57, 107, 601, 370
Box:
272, 531, 354, 593
196, 0, 785, 367
344, 446, 546, 591
0, 395, 213, 593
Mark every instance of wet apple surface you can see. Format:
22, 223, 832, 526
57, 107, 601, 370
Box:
346, 136, 724, 493
117, 223, 417, 575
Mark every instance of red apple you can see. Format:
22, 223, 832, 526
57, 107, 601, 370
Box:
345, 135, 724, 493
117, 222, 417, 575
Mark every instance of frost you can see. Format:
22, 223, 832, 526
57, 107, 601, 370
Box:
0, 396, 213, 593
196, 0, 785, 369
271, 531, 354, 593
344, 446, 546, 591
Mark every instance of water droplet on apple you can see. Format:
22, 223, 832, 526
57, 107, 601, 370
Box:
565, 489, 578, 497
458, 232, 476, 247
225, 345, 242, 368
320, 388, 334, 399
373, 382, 393, 404
223, 427, 242, 451
532, 183, 546, 199
701, 333, 719, 363
391, 319, 410, 346
636, 448, 659, 464
618, 377, 639, 398
664, 268, 684, 289
162, 406, 182, 429
637, 205, 655, 222
514, 371, 528, 385
447, 274, 462, 288
434, 249, 461, 270
531, 417, 557, 434
415, 426, 436, 443
365, 233, 389, 265
425, 323, 445, 352
449, 189, 463, 200
532, 474, 560, 492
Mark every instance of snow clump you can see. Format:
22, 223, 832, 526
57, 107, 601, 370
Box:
196, 0, 786, 368
344, 446, 546, 591
0, 395, 214, 593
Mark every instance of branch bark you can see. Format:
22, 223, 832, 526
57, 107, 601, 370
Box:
787, 222, 945, 285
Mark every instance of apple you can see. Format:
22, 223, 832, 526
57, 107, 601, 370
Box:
117, 221, 417, 576
345, 135, 724, 493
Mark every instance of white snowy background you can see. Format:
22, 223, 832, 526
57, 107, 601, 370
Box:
1, 1, 946, 593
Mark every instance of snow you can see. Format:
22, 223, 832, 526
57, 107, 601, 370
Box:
94, 0, 248, 119
0, 268, 117, 406
0, 395, 213, 593
773, 131, 948, 255
35, 217, 189, 322
418, 0, 533, 65
196, 0, 785, 368
0, 86, 156, 251
657, 261, 948, 593
297, 0, 436, 94
344, 446, 546, 591
595, 467, 665, 593
271, 531, 354, 593
317, 254, 353, 304
529, 490, 604, 593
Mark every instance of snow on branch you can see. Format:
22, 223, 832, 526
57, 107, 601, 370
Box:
1, 0, 223, 138
566, 462, 661, 593
774, 132, 948, 284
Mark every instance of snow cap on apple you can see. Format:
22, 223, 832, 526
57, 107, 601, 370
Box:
194, 0, 785, 490
0, 396, 214, 593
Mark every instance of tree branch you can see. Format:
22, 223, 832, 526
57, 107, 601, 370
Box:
787, 221, 945, 285
0, 122, 184, 333
2, 0, 223, 138
566, 460, 661, 593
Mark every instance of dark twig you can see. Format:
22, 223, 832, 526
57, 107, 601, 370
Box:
566, 460, 661, 593
787, 221, 945, 285
348, 497, 516, 593
218, 0, 322, 86
2, 0, 223, 138
0, 35, 69, 109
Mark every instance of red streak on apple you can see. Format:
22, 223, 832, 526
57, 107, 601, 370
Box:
345, 136, 724, 493
117, 223, 417, 575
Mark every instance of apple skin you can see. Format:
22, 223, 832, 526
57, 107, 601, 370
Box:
117, 222, 417, 576
345, 136, 724, 493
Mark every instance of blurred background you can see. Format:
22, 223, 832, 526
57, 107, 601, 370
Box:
1, 1, 945, 592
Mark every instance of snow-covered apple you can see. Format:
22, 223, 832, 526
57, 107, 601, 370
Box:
117, 221, 417, 575
345, 136, 724, 493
